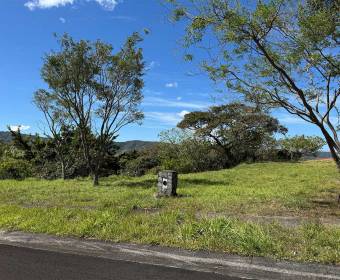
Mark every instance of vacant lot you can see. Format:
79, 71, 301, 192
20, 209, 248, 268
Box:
0, 160, 339, 264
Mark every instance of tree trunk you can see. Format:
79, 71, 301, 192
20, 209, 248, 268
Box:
93, 173, 99, 187
328, 145, 340, 171
61, 161, 66, 180
318, 124, 340, 170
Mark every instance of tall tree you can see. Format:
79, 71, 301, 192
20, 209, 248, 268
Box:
177, 103, 286, 164
35, 33, 144, 186
166, 0, 340, 167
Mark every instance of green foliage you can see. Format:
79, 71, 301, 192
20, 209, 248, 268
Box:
8, 128, 35, 161
0, 142, 4, 159
119, 147, 160, 177
35, 33, 145, 185
166, 0, 340, 165
0, 138, 32, 179
0, 158, 32, 180
279, 135, 326, 159
5, 126, 119, 179
158, 128, 223, 173
177, 103, 286, 166
299, 0, 339, 45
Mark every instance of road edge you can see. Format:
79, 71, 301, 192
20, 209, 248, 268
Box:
0, 230, 339, 280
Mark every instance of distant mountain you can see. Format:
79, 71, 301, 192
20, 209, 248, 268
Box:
0, 131, 43, 144
0, 131, 157, 153
0, 131, 13, 143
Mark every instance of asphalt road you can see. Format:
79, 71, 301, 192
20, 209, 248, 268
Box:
0, 244, 242, 280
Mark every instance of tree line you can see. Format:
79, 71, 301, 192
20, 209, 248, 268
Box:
0, 104, 325, 180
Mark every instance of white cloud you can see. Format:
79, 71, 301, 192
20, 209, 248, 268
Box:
94, 0, 119, 11
146, 112, 180, 125
177, 110, 189, 118
59, 17, 66, 23
145, 110, 189, 126
10, 125, 30, 132
149, 61, 156, 68
176, 97, 182, 101
143, 97, 209, 109
24, 0, 121, 10
25, 0, 74, 10
145, 61, 159, 71
165, 82, 178, 88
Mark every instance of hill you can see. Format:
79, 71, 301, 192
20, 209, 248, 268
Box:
0, 131, 14, 143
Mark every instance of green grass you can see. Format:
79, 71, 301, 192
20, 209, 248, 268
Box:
0, 160, 339, 264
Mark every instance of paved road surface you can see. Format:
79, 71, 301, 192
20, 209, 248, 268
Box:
0, 244, 242, 280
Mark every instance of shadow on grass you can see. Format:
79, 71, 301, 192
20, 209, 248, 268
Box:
123, 178, 229, 188
100, 177, 228, 189
118, 179, 155, 189
180, 178, 228, 187
311, 199, 339, 208
121, 178, 228, 188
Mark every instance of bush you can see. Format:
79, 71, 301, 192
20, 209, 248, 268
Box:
278, 135, 325, 160
119, 147, 160, 176
124, 156, 160, 176
0, 158, 33, 179
158, 129, 225, 173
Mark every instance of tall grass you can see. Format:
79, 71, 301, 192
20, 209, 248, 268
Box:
0, 160, 339, 264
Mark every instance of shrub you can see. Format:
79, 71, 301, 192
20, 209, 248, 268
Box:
279, 135, 325, 160
119, 147, 160, 176
124, 156, 160, 176
158, 129, 225, 173
0, 158, 33, 179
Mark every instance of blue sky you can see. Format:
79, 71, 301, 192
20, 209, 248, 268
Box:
0, 0, 322, 141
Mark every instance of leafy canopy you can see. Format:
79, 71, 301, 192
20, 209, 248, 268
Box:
166, 0, 340, 165
33, 33, 145, 185
177, 103, 286, 164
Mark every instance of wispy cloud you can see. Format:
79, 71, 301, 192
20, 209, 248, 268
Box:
146, 61, 159, 71
94, 0, 119, 11
24, 0, 121, 11
278, 115, 306, 124
59, 17, 66, 23
25, 0, 74, 10
111, 15, 135, 21
143, 97, 209, 109
145, 110, 189, 126
178, 110, 189, 118
10, 125, 30, 132
165, 82, 178, 88
277, 114, 308, 125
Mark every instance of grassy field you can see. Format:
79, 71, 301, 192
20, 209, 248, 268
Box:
0, 160, 339, 264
